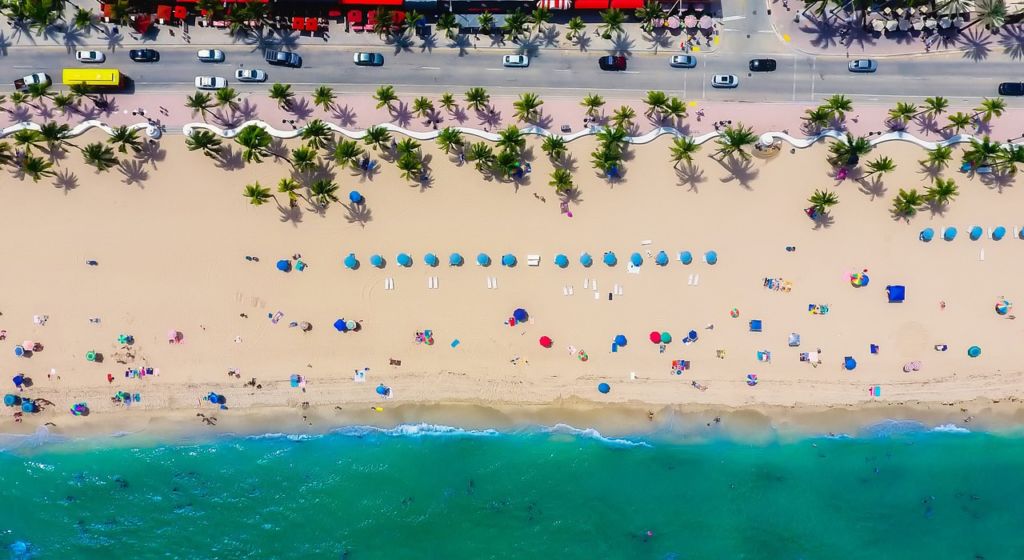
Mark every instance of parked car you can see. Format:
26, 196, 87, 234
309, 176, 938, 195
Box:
502, 54, 529, 68
13, 72, 49, 92
669, 55, 697, 68
75, 50, 106, 63
196, 49, 225, 63
235, 68, 267, 82
195, 76, 227, 90
848, 59, 877, 73
997, 82, 1024, 96
353, 52, 385, 66
598, 55, 627, 71
129, 48, 159, 62
748, 58, 776, 72
711, 74, 739, 88
265, 49, 301, 67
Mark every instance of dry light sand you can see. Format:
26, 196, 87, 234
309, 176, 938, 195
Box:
2, 130, 1024, 437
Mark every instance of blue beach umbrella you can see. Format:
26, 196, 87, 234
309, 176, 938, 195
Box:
21, 400, 35, 413
397, 253, 412, 267
580, 252, 593, 267
376, 384, 389, 396
4, 394, 18, 406
969, 226, 983, 240
630, 252, 643, 267
14, 346, 24, 357
344, 253, 359, 270
705, 251, 718, 265
290, 374, 301, 387
477, 253, 491, 267
276, 259, 291, 272
597, 382, 610, 394
513, 308, 528, 322
12, 374, 24, 388
992, 226, 1006, 241
943, 227, 958, 241
603, 251, 617, 266
1019, 227, 1024, 240
424, 253, 439, 267
919, 228, 934, 242
348, 190, 364, 204
614, 334, 627, 347
679, 251, 693, 265
554, 254, 569, 268
370, 254, 384, 268
655, 251, 668, 266
968, 345, 981, 358
334, 319, 348, 332
449, 252, 464, 266
688, 330, 698, 341
843, 356, 857, 370
501, 254, 517, 267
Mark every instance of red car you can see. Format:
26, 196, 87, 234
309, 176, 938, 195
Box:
598, 56, 627, 71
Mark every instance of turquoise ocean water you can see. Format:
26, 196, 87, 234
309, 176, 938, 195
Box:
3, 422, 1024, 559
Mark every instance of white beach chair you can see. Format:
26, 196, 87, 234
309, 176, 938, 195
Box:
641, 240, 652, 246
1014, 226, 1020, 239
693, 274, 700, 286
527, 254, 541, 266
583, 278, 589, 289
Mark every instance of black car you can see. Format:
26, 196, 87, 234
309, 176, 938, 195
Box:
598, 55, 627, 71
129, 48, 159, 62
265, 49, 302, 68
998, 82, 1024, 96
748, 59, 776, 72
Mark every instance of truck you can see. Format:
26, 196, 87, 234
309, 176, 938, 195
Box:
264, 49, 302, 68
14, 72, 50, 91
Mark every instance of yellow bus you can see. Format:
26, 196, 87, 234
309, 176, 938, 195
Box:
61, 68, 123, 88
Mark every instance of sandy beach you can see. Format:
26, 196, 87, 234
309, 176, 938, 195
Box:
2, 126, 1024, 437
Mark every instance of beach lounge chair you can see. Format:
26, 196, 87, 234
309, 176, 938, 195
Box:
757, 350, 771, 362
749, 320, 762, 332
527, 255, 541, 266
788, 333, 801, 347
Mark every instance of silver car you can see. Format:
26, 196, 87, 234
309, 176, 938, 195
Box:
669, 55, 697, 68
502, 54, 530, 68
235, 68, 267, 82
711, 74, 738, 88
196, 49, 225, 63
848, 59, 877, 73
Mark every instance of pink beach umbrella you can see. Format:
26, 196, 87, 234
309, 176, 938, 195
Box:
22, 341, 35, 351
698, 15, 713, 30
167, 330, 181, 343
683, 14, 697, 28
667, 15, 680, 29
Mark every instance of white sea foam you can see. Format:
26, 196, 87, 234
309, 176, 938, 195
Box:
242, 432, 324, 441
0, 426, 65, 452
931, 423, 971, 434
332, 423, 501, 438
539, 423, 652, 448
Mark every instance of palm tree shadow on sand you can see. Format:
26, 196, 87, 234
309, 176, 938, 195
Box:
717, 155, 758, 189
675, 162, 705, 193
52, 167, 79, 194
856, 175, 888, 200
278, 202, 304, 225
343, 202, 373, 227
118, 159, 149, 187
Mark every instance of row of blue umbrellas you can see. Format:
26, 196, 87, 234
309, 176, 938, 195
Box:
921, 226, 1013, 242
342, 251, 718, 269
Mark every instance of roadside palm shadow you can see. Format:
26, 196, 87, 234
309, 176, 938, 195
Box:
236, 97, 260, 121
574, 33, 591, 52
957, 27, 992, 62
451, 106, 469, 124
343, 202, 373, 227
390, 101, 413, 127
539, 25, 560, 47
530, 111, 554, 130
918, 163, 944, 180
675, 162, 705, 192
608, 32, 633, 57
135, 140, 166, 168
998, 25, 1024, 59
799, 17, 840, 50
52, 167, 78, 194
449, 34, 472, 56
643, 30, 672, 53
843, 28, 877, 51
387, 32, 414, 54
717, 156, 758, 189
212, 108, 243, 128
102, 28, 124, 51
287, 97, 314, 121
0, 30, 13, 55
118, 159, 149, 186
516, 35, 542, 57
915, 114, 940, 135
332, 104, 357, 127
476, 108, 501, 130
419, 32, 437, 53
61, 28, 86, 53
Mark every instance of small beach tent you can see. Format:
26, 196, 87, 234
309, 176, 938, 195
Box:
370, 254, 384, 268
597, 382, 611, 394
679, 251, 693, 265
13, 346, 24, 357
746, 374, 758, 386
554, 254, 569, 268
843, 356, 857, 370
376, 383, 389, 396
630, 252, 643, 267
334, 319, 348, 332
919, 228, 934, 242
276, 259, 291, 272
539, 335, 553, 348
397, 253, 412, 267
344, 253, 359, 269
655, 251, 669, 266
501, 254, 517, 267
995, 299, 1012, 315
513, 308, 528, 322
477, 253, 491, 267
943, 227, 958, 241
603, 252, 617, 266
886, 285, 906, 303
424, 253, 439, 267
449, 252, 464, 267
749, 320, 763, 332
968, 345, 982, 358
704, 251, 718, 265
614, 334, 627, 347
992, 226, 1006, 241
649, 331, 661, 344
580, 252, 594, 267
349, 190, 364, 204
969, 226, 983, 240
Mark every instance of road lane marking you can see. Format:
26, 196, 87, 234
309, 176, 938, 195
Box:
420, 66, 440, 70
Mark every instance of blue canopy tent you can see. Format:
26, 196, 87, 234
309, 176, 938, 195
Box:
424, 253, 439, 267
397, 253, 413, 267
679, 251, 693, 265
580, 252, 593, 267
614, 334, 627, 347
603, 251, 617, 266
290, 374, 302, 387
992, 226, 1006, 241
343, 253, 359, 269
501, 254, 517, 267
630, 252, 643, 267
348, 190, 364, 204
749, 320, 763, 332
477, 253, 491, 267
276, 259, 291, 272
655, 251, 668, 266
333, 319, 348, 332
843, 356, 857, 370
705, 251, 718, 265
886, 285, 906, 303
513, 308, 528, 322
919, 228, 934, 242
943, 227, 958, 241
370, 254, 385, 268
376, 383, 389, 396
554, 254, 569, 268
597, 382, 610, 394
449, 252, 464, 267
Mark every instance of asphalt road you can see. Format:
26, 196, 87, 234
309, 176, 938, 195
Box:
2, 44, 1020, 106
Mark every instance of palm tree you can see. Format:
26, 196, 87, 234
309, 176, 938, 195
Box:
802, 107, 831, 132
464, 87, 490, 112
566, 16, 586, 40
590, 144, 623, 177
925, 178, 959, 206
513, 92, 544, 123
333, 139, 364, 168
0, 142, 13, 169
436, 12, 459, 39
215, 87, 239, 110
891, 188, 924, 218
436, 127, 464, 154
887, 101, 917, 128
72, 7, 96, 31
312, 86, 336, 113
276, 178, 302, 205
581, 93, 605, 117
919, 145, 953, 170
669, 136, 700, 168
596, 126, 628, 152
477, 11, 495, 36
25, 82, 52, 108
827, 133, 872, 167
974, 97, 1006, 122
12, 129, 44, 154
308, 178, 339, 209
611, 105, 637, 129
496, 125, 526, 154
371, 7, 394, 36
290, 146, 318, 172
81, 142, 119, 172
549, 168, 574, 193
38, 121, 72, 154
823, 94, 853, 121
51, 93, 76, 114
807, 189, 839, 214
301, 119, 333, 151
396, 152, 423, 182
643, 90, 669, 118
714, 124, 758, 160
108, 126, 142, 154
186, 92, 214, 122
502, 9, 528, 42
412, 96, 434, 119
439, 92, 458, 113
68, 84, 100, 107
395, 138, 421, 158
362, 126, 391, 152
662, 97, 687, 121
21, 155, 55, 182
597, 8, 625, 38
466, 142, 496, 171
268, 83, 294, 110
541, 136, 567, 161
938, 0, 971, 15
999, 145, 1024, 174
529, 7, 552, 31
243, 182, 273, 206
962, 136, 1001, 168
918, 96, 949, 119
195, 0, 222, 24
635, 0, 665, 32
185, 129, 223, 159
967, 0, 1007, 30
8, 92, 29, 110
863, 155, 896, 178
945, 112, 972, 134
235, 124, 273, 164
494, 149, 520, 179
373, 85, 399, 110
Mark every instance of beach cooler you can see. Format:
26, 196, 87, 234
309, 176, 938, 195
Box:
749, 320, 763, 332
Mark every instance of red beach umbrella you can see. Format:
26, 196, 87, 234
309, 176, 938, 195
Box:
649, 331, 661, 343
539, 336, 553, 348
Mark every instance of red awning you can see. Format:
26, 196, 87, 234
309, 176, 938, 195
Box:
133, 14, 153, 33
340, 0, 402, 5
573, 0, 608, 8
304, 17, 319, 31
291, 16, 303, 30
156, 5, 172, 20
347, 9, 362, 23
328, 9, 342, 16
101, 3, 112, 16
537, 0, 571, 8
173, 5, 187, 18
610, 0, 642, 7
391, 10, 405, 24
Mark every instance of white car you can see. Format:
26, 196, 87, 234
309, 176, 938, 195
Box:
669, 55, 697, 68
75, 50, 106, 63
848, 59, 877, 73
195, 76, 227, 90
196, 49, 225, 63
502, 54, 529, 68
711, 74, 739, 88
234, 68, 267, 82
